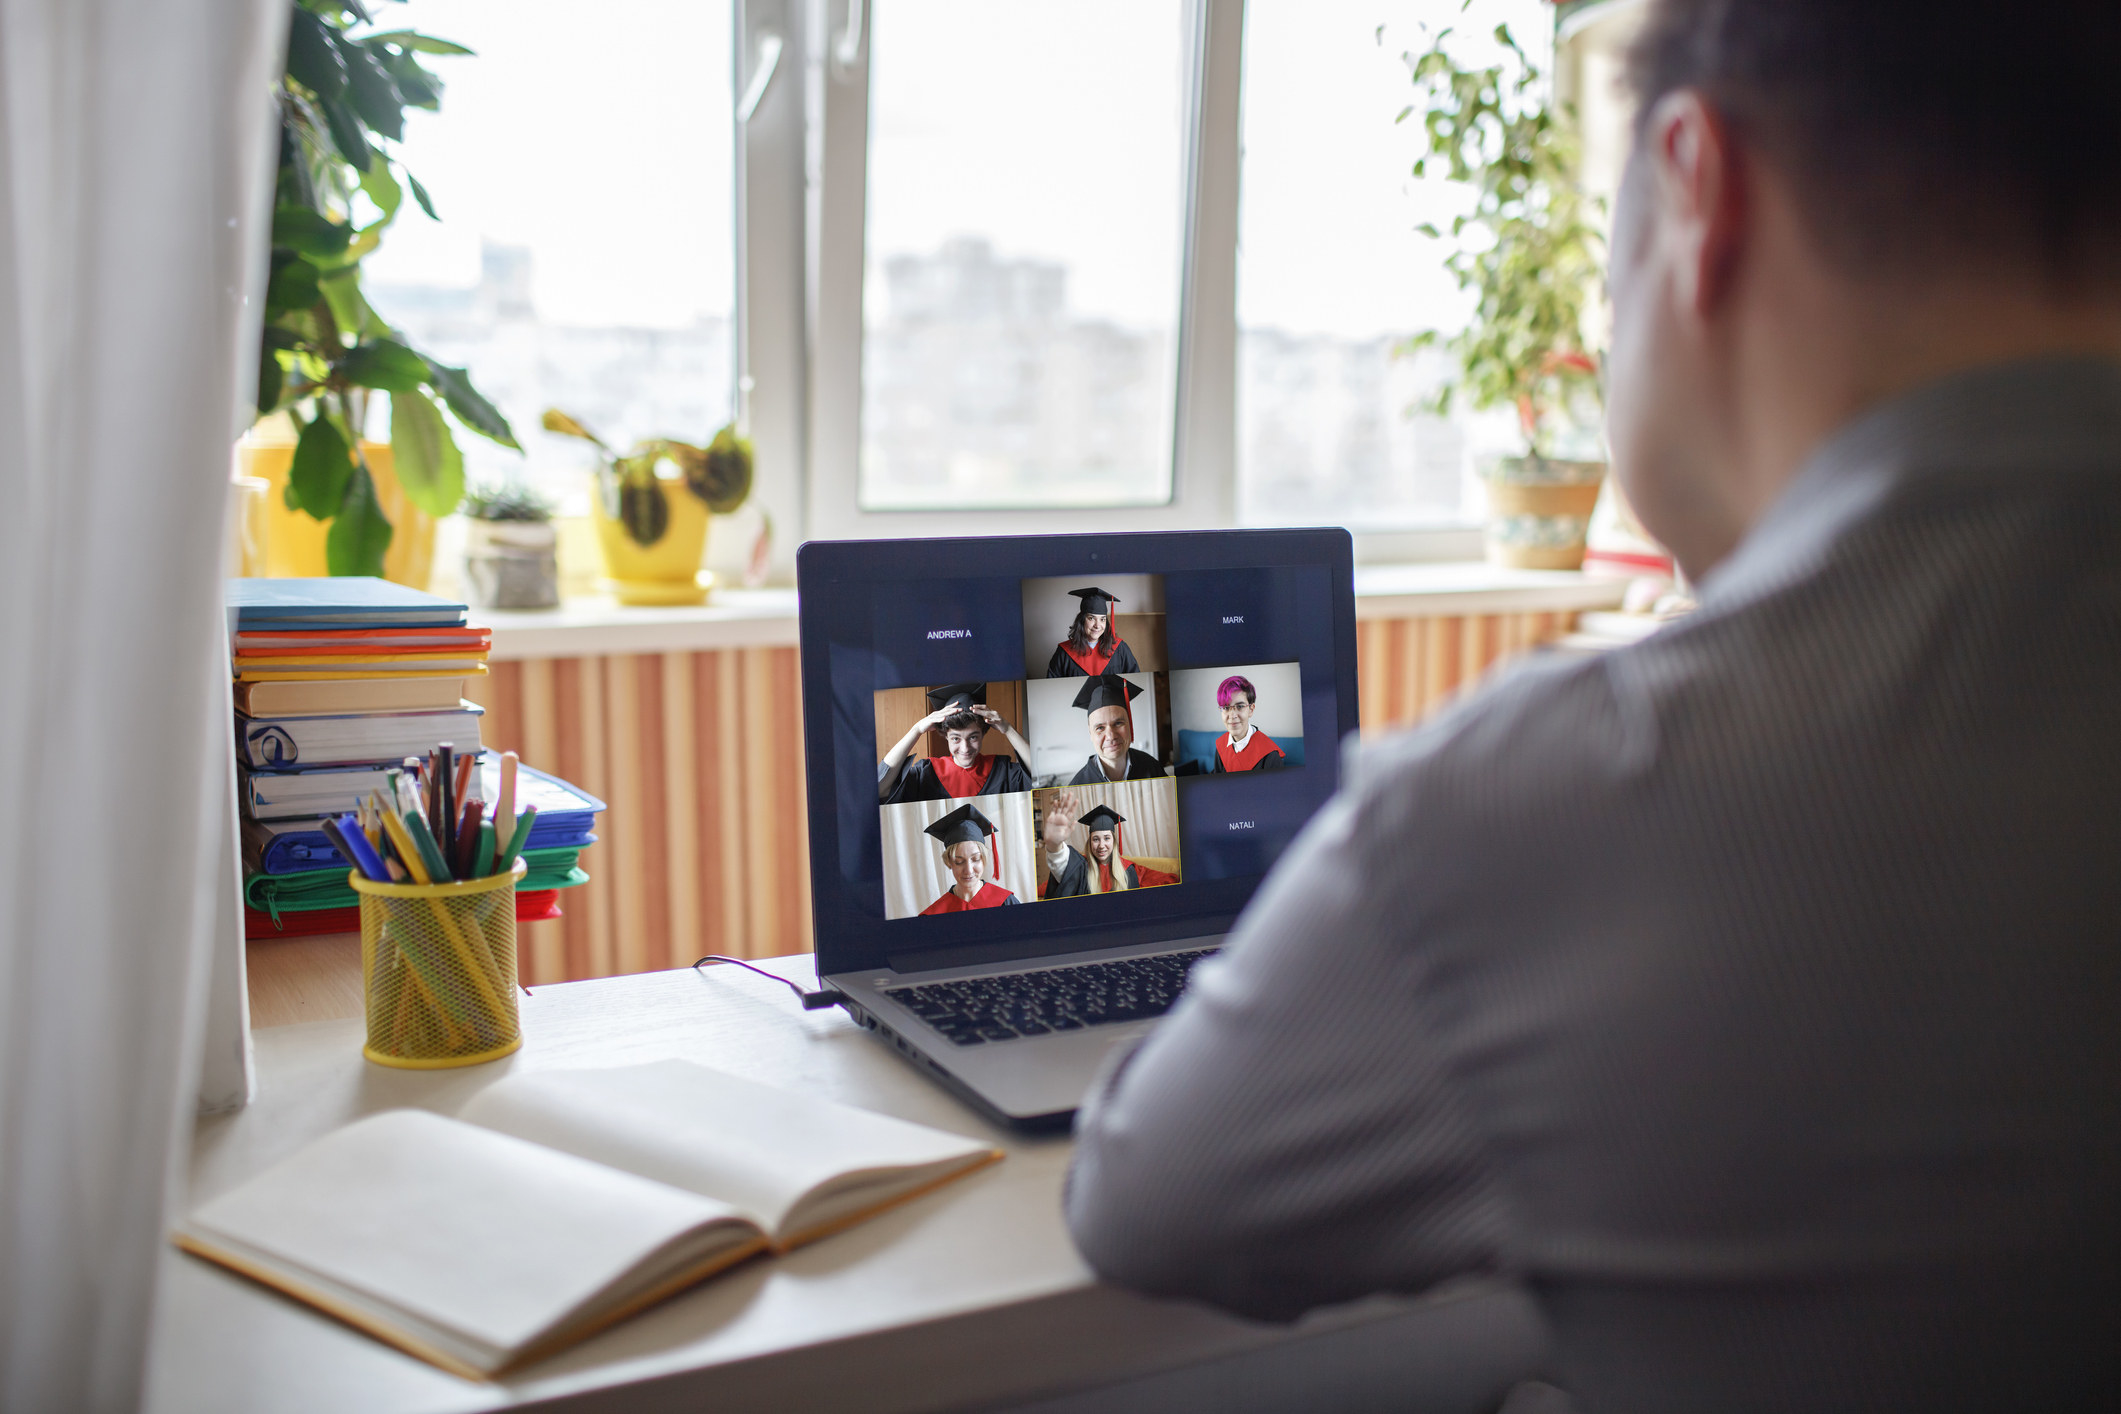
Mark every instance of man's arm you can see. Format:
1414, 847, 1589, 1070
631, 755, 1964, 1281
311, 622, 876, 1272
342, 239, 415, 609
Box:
877, 709, 949, 801
1065, 747, 1504, 1321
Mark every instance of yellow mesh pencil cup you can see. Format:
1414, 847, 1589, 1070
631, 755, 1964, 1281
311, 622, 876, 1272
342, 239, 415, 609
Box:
352, 860, 526, 1068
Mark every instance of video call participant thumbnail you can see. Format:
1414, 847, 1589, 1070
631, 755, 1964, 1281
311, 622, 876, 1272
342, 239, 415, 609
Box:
879, 682, 1036, 804
1044, 587, 1142, 679
1040, 796, 1178, 899
919, 804, 1022, 914
1208, 674, 1286, 773
1068, 674, 1164, 785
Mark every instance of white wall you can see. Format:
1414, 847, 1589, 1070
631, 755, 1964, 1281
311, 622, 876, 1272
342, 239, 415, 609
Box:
1023, 671, 1159, 783
1020, 572, 1165, 677
1168, 661, 1303, 740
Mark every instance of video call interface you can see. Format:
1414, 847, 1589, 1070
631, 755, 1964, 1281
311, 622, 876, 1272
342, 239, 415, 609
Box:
840, 567, 1339, 926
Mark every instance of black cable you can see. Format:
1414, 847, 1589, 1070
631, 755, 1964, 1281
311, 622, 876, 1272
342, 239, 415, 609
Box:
691, 955, 847, 1011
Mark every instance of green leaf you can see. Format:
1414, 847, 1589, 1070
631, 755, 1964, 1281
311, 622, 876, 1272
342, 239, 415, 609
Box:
273, 204, 352, 258
265, 252, 321, 315
340, 338, 429, 391
288, 412, 353, 520
327, 461, 394, 577
337, 35, 405, 140
316, 266, 375, 342
286, 10, 348, 101
257, 342, 284, 415
358, 159, 403, 223
316, 93, 372, 172
405, 170, 438, 219
423, 359, 519, 448
362, 30, 475, 56
382, 52, 442, 110
1415, 221, 1441, 239
389, 388, 466, 518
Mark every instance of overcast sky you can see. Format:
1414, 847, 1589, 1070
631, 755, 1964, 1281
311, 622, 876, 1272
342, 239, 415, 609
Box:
364, 0, 1555, 340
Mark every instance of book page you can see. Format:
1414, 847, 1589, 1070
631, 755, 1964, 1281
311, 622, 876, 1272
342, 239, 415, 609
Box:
457, 1060, 999, 1242
180, 1110, 760, 1369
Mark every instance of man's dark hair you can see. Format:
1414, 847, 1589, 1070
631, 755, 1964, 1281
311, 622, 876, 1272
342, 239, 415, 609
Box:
941, 709, 984, 736
1067, 610, 1116, 656
1628, 1, 2121, 289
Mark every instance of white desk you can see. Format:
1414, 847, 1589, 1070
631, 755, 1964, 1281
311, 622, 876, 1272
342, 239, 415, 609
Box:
147, 957, 1544, 1414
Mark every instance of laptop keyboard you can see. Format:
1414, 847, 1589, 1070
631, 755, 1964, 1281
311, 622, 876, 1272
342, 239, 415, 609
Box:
883, 948, 1220, 1046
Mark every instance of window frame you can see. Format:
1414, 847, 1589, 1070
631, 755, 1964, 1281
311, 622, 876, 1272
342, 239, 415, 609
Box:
746, 0, 1488, 563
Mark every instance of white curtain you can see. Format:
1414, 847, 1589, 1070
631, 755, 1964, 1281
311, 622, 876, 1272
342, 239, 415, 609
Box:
0, 1, 283, 1409
880, 794, 1037, 919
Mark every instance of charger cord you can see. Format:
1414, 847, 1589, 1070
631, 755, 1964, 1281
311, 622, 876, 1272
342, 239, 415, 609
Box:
691, 955, 847, 1010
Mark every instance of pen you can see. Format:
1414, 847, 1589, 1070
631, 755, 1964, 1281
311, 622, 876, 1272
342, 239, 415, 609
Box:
377, 808, 431, 886
331, 813, 393, 883
495, 804, 537, 875
318, 816, 379, 883
495, 752, 518, 873
405, 809, 455, 884
436, 744, 455, 856
453, 799, 485, 879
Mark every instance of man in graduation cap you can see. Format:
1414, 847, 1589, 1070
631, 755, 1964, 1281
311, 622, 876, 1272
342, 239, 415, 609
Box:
918, 803, 1021, 914
1038, 792, 1179, 899
878, 683, 1037, 804
1043, 587, 1143, 678
1067, 673, 1165, 784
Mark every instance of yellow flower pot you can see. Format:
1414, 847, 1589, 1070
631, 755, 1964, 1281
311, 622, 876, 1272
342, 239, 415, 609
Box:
238, 423, 437, 589
1482, 456, 1607, 571
590, 473, 713, 605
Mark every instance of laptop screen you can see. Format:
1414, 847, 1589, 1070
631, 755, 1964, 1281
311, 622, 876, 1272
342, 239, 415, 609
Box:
798, 529, 1358, 976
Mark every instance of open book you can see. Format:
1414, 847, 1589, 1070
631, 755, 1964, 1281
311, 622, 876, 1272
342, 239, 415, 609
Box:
174, 1061, 1002, 1380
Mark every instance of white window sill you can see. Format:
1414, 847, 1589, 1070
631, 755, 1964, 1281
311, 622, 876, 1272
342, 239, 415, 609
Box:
479, 565, 1631, 661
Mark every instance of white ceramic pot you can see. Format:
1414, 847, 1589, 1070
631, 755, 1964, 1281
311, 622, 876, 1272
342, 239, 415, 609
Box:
462, 519, 561, 609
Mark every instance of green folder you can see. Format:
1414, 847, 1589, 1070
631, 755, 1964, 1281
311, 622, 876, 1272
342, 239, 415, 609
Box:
245, 846, 588, 921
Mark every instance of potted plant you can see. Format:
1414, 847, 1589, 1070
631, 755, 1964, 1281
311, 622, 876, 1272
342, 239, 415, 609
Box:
242, 1, 520, 583
460, 480, 560, 609
540, 411, 756, 605
1398, 12, 1607, 569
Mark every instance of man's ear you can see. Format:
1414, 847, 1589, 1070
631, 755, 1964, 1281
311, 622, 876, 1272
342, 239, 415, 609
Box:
1645, 90, 1748, 318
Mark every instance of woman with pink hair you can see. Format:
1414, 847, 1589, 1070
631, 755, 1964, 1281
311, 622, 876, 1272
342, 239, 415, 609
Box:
1209, 675, 1286, 773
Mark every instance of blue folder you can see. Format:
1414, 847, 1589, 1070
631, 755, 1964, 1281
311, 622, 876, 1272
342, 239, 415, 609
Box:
227, 576, 468, 629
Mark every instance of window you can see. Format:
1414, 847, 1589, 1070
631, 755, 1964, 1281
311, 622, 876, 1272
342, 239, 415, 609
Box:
858, 0, 1193, 511
1235, 0, 1553, 531
363, 0, 737, 517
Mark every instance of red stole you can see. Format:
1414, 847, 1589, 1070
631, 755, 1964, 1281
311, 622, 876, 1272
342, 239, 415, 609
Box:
1057, 639, 1116, 676
928, 752, 994, 798
1216, 730, 1282, 772
921, 881, 1015, 914
1124, 857, 1180, 888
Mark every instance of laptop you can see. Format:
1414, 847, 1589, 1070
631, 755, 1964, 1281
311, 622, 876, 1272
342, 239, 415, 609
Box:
797, 529, 1359, 1130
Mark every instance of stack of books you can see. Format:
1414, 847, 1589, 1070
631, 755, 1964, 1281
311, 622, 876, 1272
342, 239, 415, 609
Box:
229, 578, 604, 940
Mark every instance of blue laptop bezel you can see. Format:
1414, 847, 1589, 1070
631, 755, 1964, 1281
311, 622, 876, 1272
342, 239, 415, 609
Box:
798, 528, 1359, 978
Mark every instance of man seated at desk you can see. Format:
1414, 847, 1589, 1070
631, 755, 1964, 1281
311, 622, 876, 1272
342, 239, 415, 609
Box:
1039, 796, 1177, 899
1066, 674, 1165, 785
1063, 2, 2121, 1410
879, 683, 1036, 803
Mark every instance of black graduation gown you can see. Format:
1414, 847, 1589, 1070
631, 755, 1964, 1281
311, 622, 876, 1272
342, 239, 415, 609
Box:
1043, 640, 1142, 678
1067, 749, 1166, 785
880, 754, 1036, 805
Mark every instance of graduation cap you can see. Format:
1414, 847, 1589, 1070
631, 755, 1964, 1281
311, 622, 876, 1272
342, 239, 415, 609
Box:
1071, 673, 1142, 716
924, 802, 998, 850
926, 682, 986, 714
1077, 804, 1124, 836
1068, 587, 1120, 618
